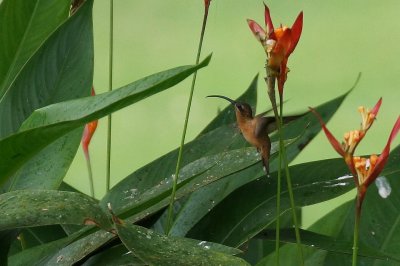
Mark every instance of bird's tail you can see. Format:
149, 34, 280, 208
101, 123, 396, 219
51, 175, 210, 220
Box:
260, 141, 271, 175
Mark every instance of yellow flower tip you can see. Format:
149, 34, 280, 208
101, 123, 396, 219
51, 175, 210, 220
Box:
370, 154, 378, 165
358, 106, 365, 113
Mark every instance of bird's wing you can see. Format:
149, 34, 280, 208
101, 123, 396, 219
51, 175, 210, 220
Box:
255, 116, 275, 137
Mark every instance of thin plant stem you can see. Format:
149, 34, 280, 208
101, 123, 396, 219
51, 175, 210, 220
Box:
165, 2, 211, 235
106, 0, 114, 192
352, 191, 363, 266
279, 95, 304, 265
85, 152, 95, 197
265, 74, 282, 266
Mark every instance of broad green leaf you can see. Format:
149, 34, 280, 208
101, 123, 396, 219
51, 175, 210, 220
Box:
83, 244, 145, 266
8, 128, 83, 191
187, 144, 400, 249
0, 0, 93, 136
0, 190, 112, 231
0, 0, 70, 97
0, 55, 211, 186
8, 237, 72, 266
199, 74, 258, 135
103, 146, 268, 221
170, 90, 350, 237
41, 230, 114, 266
40, 146, 267, 264
2, 0, 94, 191
255, 228, 400, 263
8, 229, 113, 266
115, 222, 250, 266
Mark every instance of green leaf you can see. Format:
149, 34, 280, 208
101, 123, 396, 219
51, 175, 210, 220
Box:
0, 190, 112, 231
115, 222, 250, 266
82, 244, 146, 266
8, 229, 114, 266
188, 142, 400, 249
2, 0, 94, 191
0, 0, 70, 97
8, 128, 83, 191
103, 146, 269, 221
0, 55, 211, 186
171, 90, 350, 237
256, 228, 400, 263
41, 230, 115, 266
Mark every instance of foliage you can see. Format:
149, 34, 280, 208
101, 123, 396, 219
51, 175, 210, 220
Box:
1, 0, 400, 265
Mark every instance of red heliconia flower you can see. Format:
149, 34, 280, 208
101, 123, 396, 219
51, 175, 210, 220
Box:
82, 87, 98, 160
310, 98, 400, 192
247, 4, 303, 95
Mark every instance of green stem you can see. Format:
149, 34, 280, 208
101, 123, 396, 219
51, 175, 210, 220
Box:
352, 190, 363, 266
85, 152, 95, 197
265, 74, 282, 266
165, 2, 211, 235
279, 94, 304, 265
106, 0, 114, 192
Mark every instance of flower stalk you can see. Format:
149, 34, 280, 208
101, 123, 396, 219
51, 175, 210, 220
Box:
165, 0, 211, 235
250, 4, 304, 264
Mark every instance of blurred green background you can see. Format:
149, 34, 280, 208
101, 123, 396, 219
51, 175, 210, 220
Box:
65, 0, 400, 228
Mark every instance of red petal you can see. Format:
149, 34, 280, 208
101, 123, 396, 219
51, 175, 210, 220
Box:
274, 28, 292, 57
277, 58, 288, 96
264, 3, 274, 34
366, 116, 400, 187
309, 107, 345, 157
370, 97, 382, 117
287, 11, 303, 56
247, 19, 266, 42
82, 87, 98, 158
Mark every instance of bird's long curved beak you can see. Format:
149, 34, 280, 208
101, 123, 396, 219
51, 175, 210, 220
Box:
206, 95, 236, 105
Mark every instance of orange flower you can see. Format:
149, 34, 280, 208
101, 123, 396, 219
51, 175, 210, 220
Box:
247, 4, 303, 94
311, 98, 400, 191
82, 87, 98, 158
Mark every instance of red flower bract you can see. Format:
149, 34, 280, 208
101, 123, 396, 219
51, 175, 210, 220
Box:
311, 98, 400, 192
247, 4, 303, 95
82, 87, 98, 157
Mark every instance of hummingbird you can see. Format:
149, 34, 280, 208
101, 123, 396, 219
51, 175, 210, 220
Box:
207, 95, 275, 174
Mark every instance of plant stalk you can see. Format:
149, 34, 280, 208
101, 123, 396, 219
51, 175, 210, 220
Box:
352, 190, 364, 266
165, 2, 211, 235
265, 73, 282, 266
84, 152, 95, 197
279, 94, 304, 265
106, 0, 114, 192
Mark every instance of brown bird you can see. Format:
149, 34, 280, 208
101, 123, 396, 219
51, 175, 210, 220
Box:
207, 95, 275, 174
